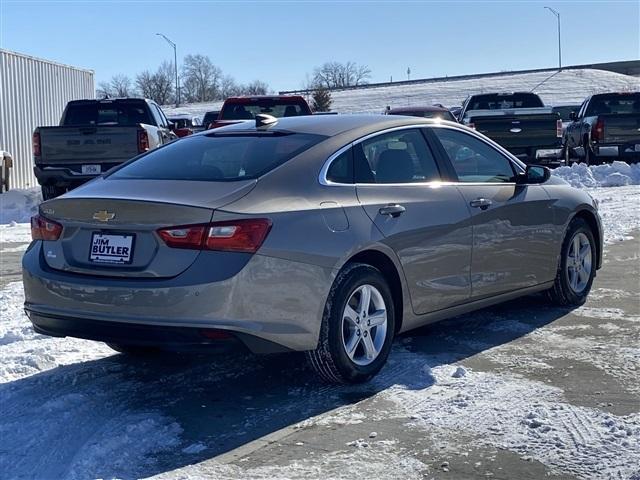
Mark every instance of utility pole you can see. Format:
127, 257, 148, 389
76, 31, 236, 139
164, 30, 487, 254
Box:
407, 67, 411, 81
156, 33, 179, 106
544, 7, 562, 70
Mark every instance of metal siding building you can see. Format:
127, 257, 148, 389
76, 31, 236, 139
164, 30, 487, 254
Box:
0, 49, 95, 189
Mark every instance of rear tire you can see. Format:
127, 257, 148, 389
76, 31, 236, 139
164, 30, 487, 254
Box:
107, 343, 161, 356
41, 185, 66, 201
306, 263, 396, 384
547, 217, 596, 306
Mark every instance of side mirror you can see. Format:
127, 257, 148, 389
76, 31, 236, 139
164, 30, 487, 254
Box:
569, 111, 577, 121
516, 165, 551, 185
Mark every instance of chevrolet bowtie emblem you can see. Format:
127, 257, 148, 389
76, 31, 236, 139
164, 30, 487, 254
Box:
93, 210, 115, 222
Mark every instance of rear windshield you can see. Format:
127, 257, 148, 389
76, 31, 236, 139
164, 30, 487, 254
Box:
220, 99, 311, 120
110, 132, 325, 181
586, 94, 640, 116
62, 101, 152, 126
390, 110, 456, 121
466, 94, 544, 111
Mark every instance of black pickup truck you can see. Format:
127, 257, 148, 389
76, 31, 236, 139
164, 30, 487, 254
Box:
563, 92, 640, 165
33, 98, 177, 200
458, 92, 563, 166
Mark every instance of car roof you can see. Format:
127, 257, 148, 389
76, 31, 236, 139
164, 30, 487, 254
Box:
196, 114, 439, 138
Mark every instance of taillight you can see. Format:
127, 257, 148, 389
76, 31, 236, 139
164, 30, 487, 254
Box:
31, 214, 63, 241
157, 225, 206, 249
556, 119, 563, 138
592, 118, 605, 142
33, 130, 41, 157
138, 130, 149, 152
157, 219, 272, 253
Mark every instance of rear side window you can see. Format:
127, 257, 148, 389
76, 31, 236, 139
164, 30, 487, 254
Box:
110, 132, 325, 182
432, 128, 514, 183
354, 129, 440, 184
326, 148, 353, 184
62, 101, 152, 126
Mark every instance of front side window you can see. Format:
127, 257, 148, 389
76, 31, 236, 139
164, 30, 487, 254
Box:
354, 129, 440, 184
432, 128, 515, 183
110, 132, 325, 182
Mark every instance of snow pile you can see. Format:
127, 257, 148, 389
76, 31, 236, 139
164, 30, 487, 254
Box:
553, 162, 640, 188
0, 187, 41, 224
589, 186, 640, 244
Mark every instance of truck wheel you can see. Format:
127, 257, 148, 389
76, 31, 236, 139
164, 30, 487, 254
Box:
41, 185, 66, 201
306, 263, 395, 384
547, 217, 596, 307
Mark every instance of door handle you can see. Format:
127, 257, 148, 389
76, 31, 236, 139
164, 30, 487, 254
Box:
379, 204, 406, 217
470, 198, 492, 210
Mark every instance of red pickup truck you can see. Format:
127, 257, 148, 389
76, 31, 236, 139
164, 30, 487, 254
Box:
207, 95, 312, 129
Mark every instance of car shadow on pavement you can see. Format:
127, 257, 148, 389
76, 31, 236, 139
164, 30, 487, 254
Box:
0, 293, 571, 479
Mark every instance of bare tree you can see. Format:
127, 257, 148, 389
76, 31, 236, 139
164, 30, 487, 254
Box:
110, 74, 134, 97
135, 63, 174, 104
220, 75, 241, 99
240, 80, 269, 96
311, 61, 371, 89
181, 54, 222, 102
96, 81, 112, 98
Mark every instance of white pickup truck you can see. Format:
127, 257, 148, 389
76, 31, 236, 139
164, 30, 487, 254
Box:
33, 98, 177, 199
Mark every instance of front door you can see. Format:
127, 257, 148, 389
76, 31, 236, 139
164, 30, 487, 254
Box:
353, 128, 473, 316
430, 126, 557, 299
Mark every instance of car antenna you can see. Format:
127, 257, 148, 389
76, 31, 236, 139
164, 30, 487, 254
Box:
255, 114, 278, 128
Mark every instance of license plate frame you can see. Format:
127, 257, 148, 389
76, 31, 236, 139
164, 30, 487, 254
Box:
82, 164, 101, 175
89, 232, 135, 264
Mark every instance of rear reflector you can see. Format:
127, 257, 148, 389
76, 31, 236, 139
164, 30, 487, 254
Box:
157, 218, 272, 253
200, 329, 233, 340
138, 130, 150, 153
31, 214, 63, 241
592, 118, 605, 142
32, 130, 41, 157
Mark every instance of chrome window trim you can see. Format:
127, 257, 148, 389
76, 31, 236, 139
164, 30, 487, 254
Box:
318, 121, 524, 187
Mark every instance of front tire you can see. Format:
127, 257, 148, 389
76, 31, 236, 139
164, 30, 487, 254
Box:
547, 217, 596, 306
306, 263, 395, 384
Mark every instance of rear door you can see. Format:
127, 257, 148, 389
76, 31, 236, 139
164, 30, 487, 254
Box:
429, 126, 557, 299
354, 127, 472, 315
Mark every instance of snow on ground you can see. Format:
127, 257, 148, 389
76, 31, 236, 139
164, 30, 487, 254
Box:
553, 161, 640, 188
163, 69, 640, 116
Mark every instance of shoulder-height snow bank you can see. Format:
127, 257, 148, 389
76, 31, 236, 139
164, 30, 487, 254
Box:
0, 188, 41, 224
552, 161, 640, 188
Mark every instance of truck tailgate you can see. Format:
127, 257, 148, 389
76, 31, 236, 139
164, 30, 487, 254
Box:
601, 114, 640, 143
471, 112, 560, 149
37, 126, 141, 164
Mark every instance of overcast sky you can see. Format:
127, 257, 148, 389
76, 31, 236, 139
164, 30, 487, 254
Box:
1, 0, 638, 91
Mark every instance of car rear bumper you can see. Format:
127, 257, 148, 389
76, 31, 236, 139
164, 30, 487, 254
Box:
508, 146, 563, 166
22, 242, 334, 353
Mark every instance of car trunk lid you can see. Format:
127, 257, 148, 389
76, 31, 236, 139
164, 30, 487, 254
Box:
39, 178, 256, 278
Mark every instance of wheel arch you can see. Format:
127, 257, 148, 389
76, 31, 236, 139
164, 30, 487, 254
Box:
345, 249, 405, 333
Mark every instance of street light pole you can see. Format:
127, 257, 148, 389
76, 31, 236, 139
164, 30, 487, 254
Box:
156, 33, 179, 106
544, 7, 562, 70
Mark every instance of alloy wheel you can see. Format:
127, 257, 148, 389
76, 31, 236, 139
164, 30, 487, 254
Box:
341, 284, 388, 366
566, 232, 592, 294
